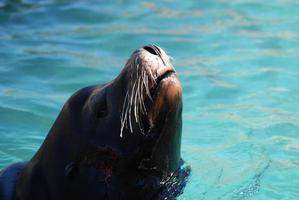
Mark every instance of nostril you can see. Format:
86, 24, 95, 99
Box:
143, 45, 158, 55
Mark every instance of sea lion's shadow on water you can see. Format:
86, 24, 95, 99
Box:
0, 45, 191, 200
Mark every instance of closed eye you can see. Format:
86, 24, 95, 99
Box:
96, 102, 107, 118
91, 90, 108, 119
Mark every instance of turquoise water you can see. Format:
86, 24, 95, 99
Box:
1, 0, 299, 199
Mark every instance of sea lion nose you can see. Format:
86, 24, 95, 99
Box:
143, 45, 160, 56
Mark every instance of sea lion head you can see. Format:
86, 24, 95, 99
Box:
81, 44, 182, 167
16, 45, 183, 200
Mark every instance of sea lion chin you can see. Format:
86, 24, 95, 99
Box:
5, 45, 189, 200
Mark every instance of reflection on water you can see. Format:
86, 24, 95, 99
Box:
0, 0, 299, 199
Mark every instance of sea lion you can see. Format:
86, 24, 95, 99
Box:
0, 45, 190, 200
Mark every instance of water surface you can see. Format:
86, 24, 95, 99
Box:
1, 0, 299, 199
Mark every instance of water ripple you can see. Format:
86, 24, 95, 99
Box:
1, 0, 299, 199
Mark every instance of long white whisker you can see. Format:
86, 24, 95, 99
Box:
140, 71, 148, 114
120, 90, 130, 137
143, 71, 150, 100
138, 77, 146, 114
128, 81, 136, 133
120, 51, 164, 137
134, 81, 139, 123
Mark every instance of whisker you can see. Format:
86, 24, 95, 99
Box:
134, 82, 139, 123
144, 72, 152, 101
120, 90, 129, 137
120, 52, 161, 137
139, 77, 146, 114
128, 81, 137, 133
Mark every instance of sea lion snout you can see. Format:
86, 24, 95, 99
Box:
119, 45, 180, 136
138, 44, 175, 83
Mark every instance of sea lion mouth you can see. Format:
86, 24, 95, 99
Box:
141, 70, 176, 135
150, 70, 176, 97
145, 69, 181, 135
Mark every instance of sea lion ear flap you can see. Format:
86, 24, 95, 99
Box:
89, 89, 108, 119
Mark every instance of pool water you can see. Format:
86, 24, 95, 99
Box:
1, 0, 299, 199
